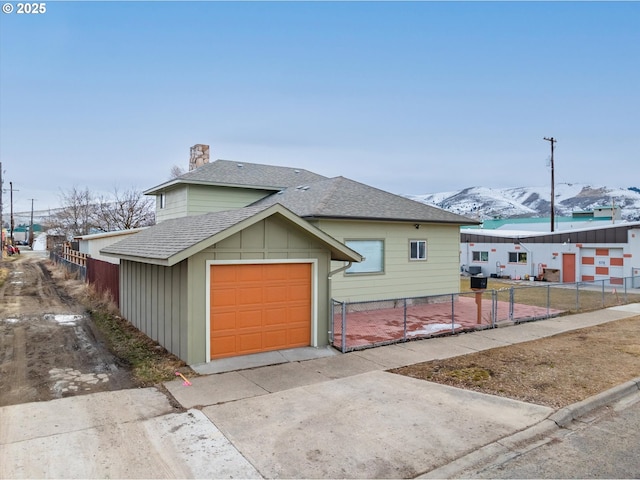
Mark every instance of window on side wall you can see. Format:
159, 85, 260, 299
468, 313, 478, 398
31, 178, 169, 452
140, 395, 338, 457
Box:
158, 193, 166, 209
345, 239, 384, 274
508, 252, 527, 263
409, 240, 427, 261
472, 251, 489, 262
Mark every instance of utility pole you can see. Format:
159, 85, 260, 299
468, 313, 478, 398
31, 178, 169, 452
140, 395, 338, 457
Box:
10, 181, 14, 245
544, 137, 557, 232
29, 198, 35, 248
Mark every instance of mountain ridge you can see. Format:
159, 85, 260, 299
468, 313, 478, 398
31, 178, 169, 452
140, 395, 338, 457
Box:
407, 184, 640, 222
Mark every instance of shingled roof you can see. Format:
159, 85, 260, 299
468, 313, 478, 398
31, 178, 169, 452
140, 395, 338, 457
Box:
251, 176, 479, 225
101, 204, 363, 266
144, 159, 328, 195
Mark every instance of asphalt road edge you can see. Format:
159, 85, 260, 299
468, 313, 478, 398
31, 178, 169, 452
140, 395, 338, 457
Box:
418, 376, 640, 479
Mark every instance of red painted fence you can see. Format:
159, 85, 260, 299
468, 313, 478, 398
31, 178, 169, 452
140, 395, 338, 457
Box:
86, 257, 119, 305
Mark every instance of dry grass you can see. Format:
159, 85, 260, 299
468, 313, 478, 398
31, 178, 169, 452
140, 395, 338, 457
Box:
0, 267, 8, 287
390, 316, 640, 408
460, 277, 640, 314
81, 283, 193, 386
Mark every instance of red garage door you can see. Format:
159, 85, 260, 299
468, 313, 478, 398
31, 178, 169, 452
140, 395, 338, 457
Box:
210, 263, 312, 360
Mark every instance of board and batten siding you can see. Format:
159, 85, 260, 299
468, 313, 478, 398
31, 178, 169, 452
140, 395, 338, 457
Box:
120, 259, 189, 361
186, 215, 332, 362
315, 220, 462, 302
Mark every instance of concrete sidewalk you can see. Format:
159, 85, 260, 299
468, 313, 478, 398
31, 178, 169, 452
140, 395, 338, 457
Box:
2, 305, 639, 478
162, 304, 640, 478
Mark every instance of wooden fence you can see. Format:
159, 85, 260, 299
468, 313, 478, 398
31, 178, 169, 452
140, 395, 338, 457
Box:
52, 244, 120, 307
86, 257, 120, 305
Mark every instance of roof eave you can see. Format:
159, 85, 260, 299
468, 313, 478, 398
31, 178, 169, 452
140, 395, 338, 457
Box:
144, 179, 285, 196
101, 251, 171, 267
161, 204, 363, 266
302, 215, 481, 226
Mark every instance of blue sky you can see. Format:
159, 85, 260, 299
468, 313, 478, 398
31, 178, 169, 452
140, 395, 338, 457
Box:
1, 1, 638, 214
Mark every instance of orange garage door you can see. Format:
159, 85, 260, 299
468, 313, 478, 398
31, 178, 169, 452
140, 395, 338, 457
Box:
210, 263, 312, 360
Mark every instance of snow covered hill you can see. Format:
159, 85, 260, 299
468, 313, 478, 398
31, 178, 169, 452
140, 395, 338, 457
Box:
407, 184, 640, 221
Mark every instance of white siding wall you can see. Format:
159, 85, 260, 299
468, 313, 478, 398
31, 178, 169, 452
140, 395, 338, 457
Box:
462, 237, 639, 283
80, 231, 142, 264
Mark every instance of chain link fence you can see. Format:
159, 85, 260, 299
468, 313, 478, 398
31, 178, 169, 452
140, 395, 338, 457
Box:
331, 275, 640, 353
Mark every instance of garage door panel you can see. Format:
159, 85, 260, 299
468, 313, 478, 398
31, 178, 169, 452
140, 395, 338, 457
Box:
210, 263, 312, 360
237, 310, 263, 329
265, 285, 288, 302
288, 327, 311, 345
238, 266, 263, 282
211, 336, 238, 356
212, 267, 238, 284
265, 264, 288, 281
263, 330, 288, 349
211, 311, 237, 331
288, 284, 311, 301
288, 305, 310, 321
237, 286, 263, 304
238, 333, 263, 352
264, 307, 288, 326
211, 288, 237, 307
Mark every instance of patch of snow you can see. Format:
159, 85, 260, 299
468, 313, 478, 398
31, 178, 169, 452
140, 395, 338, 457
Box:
408, 323, 460, 336
44, 314, 84, 326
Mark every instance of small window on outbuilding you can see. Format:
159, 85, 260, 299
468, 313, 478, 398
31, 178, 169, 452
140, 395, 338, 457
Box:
508, 252, 527, 263
159, 193, 166, 209
472, 251, 489, 262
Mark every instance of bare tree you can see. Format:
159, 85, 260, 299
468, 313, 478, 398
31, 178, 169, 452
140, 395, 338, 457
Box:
46, 186, 155, 238
94, 187, 155, 232
46, 186, 97, 238
170, 165, 185, 178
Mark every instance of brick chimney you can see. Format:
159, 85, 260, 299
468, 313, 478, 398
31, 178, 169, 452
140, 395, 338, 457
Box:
189, 144, 210, 171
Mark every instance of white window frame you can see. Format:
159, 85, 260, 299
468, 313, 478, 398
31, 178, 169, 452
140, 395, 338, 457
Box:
409, 239, 427, 261
472, 251, 489, 262
508, 252, 527, 264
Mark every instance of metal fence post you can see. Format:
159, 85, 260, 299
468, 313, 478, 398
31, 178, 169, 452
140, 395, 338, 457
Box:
576, 282, 580, 311
451, 294, 455, 334
403, 298, 407, 341
624, 276, 628, 302
546, 284, 550, 318
341, 301, 347, 353
509, 287, 514, 322
492, 290, 497, 327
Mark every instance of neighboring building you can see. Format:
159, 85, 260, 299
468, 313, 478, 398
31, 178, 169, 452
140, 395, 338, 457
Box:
103, 152, 479, 365
461, 221, 640, 284
468, 207, 622, 233
75, 228, 148, 264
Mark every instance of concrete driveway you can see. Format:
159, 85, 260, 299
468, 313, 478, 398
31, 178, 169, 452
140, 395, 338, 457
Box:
201, 370, 552, 478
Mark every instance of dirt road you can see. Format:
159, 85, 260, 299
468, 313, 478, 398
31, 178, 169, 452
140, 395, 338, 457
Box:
0, 252, 135, 407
